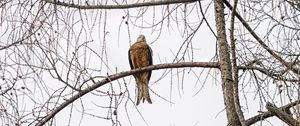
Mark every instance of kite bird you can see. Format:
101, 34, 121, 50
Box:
128, 35, 153, 105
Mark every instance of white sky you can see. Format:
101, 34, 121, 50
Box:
50, 2, 227, 125
52, 2, 282, 126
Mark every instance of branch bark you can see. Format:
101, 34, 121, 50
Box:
266, 102, 299, 126
246, 100, 300, 125
229, 0, 246, 125
214, 0, 241, 125
35, 62, 218, 126
42, 0, 197, 9
33, 61, 300, 125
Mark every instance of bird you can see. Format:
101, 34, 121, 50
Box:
128, 35, 153, 105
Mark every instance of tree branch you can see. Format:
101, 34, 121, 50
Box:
246, 100, 300, 125
229, 0, 246, 125
222, 0, 300, 75
266, 102, 299, 126
42, 0, 197, 9
35, 62, 218, 126
34, 61, 300, 125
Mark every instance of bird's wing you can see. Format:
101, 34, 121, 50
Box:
128, 48, 134, 69
147, 45, 153, 81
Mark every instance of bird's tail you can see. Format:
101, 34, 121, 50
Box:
136, 79, 152, 105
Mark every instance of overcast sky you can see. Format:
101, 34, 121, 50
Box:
51, 2, 282, 125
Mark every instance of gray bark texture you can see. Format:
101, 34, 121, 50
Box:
214, 0, 241, 125
266, 102, 299, 126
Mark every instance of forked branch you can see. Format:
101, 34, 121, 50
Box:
266, 102, 299, 126
246, 100, 300, 125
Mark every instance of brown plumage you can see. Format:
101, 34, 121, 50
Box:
128, 35, 153, 105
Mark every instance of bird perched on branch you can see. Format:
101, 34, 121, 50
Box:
128, 35, 153, 105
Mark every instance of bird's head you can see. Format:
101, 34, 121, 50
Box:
136, 34, 146, 42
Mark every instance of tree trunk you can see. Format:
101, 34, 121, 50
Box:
214, 0, 241, 125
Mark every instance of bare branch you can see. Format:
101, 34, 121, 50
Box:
229, 0, 246, 125
35, 62, 218, 126
42, 0, 197, 9
222, 0, 300, 74
246, 100, 300, 125
266, 102, 299, 126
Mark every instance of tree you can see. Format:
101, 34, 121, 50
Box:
0, 0, 300, 125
